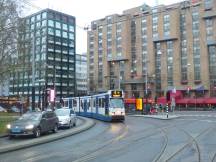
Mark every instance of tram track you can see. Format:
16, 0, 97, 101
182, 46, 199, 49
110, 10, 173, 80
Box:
23, 121, 127, 162
72, 122, 128, 162
212, 152, 216, 162
152, 127, 169, 162
72, 118, 191, 162
165, 125, 213, 162
24, 117, 211, 162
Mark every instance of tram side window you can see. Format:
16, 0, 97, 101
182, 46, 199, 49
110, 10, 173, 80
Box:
64, 100, 68, 108
102, 98, 105, 108
88, 99, 91, 109
80, 100, 83, 109
93, 99, 96, 107
96, 99, 98, 107
99, 98, 101, 107
73, 99, 77, 107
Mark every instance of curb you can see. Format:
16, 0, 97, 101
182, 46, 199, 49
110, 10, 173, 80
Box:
0, 134, 7, 138
0, 117, 95, 154
128, 114, 180, 120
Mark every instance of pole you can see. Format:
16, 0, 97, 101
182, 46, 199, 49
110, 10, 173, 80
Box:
145, 73, 148, 114
54, 68, 56, 109
32, 32, 35, 111
118, 61, 121, 90
166, 104, 169, 118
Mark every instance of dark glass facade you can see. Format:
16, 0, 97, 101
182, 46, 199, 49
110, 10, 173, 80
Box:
9, 9, 76, 106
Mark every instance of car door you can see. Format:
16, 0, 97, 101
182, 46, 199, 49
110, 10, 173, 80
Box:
47, 112, 54, 131
41, 113, 49, 132
70, 109, 76, 124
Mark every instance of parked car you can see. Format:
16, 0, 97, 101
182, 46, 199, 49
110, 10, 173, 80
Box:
0, 106, 7, 112
55, 108, 76, 128
7, 111, 59, 139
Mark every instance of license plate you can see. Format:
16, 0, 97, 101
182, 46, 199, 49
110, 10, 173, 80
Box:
12, 128, 21, 133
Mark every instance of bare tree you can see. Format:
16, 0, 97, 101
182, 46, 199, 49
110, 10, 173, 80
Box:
0, 0, 26, 84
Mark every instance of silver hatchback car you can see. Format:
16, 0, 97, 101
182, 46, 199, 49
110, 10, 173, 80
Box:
55, 108, 77, 128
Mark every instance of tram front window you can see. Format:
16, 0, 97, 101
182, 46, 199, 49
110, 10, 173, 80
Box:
110, 98, 124, 108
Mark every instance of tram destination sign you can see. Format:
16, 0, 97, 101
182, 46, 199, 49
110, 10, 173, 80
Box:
111, 90, 122, 98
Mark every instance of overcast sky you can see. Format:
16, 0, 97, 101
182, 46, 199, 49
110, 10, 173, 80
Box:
27, 0, 182, 53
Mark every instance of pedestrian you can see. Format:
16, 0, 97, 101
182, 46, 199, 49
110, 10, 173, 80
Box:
155, 104, 159, 113
159, 104, 163, 112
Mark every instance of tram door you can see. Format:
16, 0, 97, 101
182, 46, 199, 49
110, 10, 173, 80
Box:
69, 99, 72, 109
83, 99, 87, 113
105, 95, 109, 115
96, 97, 99, 114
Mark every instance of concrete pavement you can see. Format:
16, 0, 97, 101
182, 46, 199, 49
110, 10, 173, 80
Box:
0, 117, 95, 154
129, 113, 180, 120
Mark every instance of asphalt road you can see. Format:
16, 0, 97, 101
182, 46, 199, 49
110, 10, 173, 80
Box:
0, 112, 216, 162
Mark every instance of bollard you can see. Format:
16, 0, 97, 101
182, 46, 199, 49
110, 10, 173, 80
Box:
166, 104, 169, 118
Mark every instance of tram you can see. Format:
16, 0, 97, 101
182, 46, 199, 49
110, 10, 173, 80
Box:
63, 90, 125, 121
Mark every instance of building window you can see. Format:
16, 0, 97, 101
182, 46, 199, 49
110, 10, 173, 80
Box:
48, 28, 54, 35
31, 24, 34, 30
62, 24, 68, 31
55, 21, 61, 29
153, 17, 158, 25
36, 14, 41, 21
69, 25, 74, 32
69, 33, 74, 39
107, 16, 112, 24
42, 12, 47, 19
41, 20, 46, 27
205, 0, 213, 9
31, 16, 35, 23
55, 29, 61, 37
62, 31, 68, 38
48, 20, 54, 27
205, 19, 213, 41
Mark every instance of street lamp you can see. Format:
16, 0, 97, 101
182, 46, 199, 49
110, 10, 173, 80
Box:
31, 31, 36, 111
36, 79, 45, 110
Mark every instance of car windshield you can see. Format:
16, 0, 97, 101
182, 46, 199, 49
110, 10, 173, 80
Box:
55, 109, 70, 116
109, 98, 124, 108
19, 113, 41, 121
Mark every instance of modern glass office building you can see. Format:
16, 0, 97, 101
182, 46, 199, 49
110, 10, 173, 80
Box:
76, 54, 88, 96
9, 9, 76, 107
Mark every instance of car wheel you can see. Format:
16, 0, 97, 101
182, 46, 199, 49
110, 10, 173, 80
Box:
53, 124, 58, 133
8, 135, 14, 139
68, 121, 72, 128
73, 120, 76, 127
34, 128, 41, 138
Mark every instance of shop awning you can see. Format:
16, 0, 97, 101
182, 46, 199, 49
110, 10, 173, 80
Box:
194, 85, 206, 91
204, 98, 216, 104
176, 98, 190, 104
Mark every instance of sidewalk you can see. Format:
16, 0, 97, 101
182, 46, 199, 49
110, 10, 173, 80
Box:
129, 112, 179, 120
0, 117, 95, 153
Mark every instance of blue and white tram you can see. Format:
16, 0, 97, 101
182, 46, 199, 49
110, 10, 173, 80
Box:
63, 90, 125, 122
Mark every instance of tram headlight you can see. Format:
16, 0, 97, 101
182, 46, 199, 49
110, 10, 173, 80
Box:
110, 112, 115, 116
